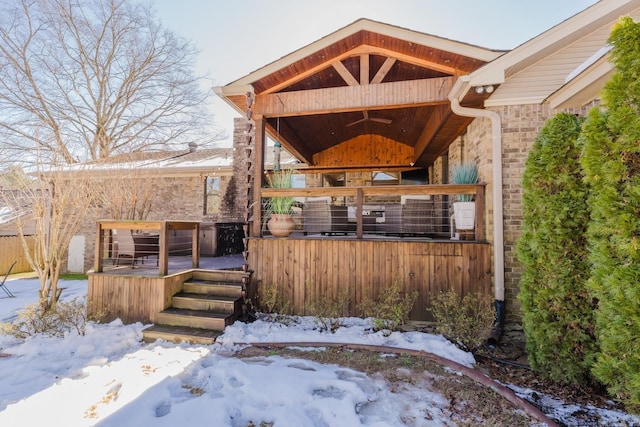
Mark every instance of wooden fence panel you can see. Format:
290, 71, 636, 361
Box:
248, 238, 491, 321
0, 236, 35, 275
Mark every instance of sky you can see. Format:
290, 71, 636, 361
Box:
152, 0, 600, 146
1, 276, 639, 426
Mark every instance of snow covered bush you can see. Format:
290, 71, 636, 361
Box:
0, 297, 99, 339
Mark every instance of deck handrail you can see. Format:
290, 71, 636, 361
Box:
94, 220, 200, 275
259, 183, 486, 240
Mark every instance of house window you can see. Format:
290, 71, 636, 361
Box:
291, 174, 306, 188
204, 176, 220, 215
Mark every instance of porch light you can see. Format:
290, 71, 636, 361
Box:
474, 85, 494, 94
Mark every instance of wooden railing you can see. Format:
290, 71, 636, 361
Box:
93, 220, 200, 276
259, 184, 485, 241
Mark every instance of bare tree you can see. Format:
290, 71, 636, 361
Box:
0, 0, 219, 165
0, 160, 99, 310
90, 152, 164, 220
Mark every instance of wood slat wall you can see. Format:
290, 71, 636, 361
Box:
312, 135, 413, 167
87, 271, 189, 324
0, 236, 35, 275
248, 238, 491, 321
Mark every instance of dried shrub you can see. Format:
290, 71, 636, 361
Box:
0, 297, 101, 339
307, 287, 351, 333
429, 290, 494, 352
359, 281, 418, 336
256, 283, 292, 323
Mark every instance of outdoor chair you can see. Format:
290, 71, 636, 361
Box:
384, 196, 435, 236
302, 197, 350, 235
112, 229, 143, 267
1, 261, 16, 298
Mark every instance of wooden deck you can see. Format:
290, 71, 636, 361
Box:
87, 255, 245, 324
247, 237, 491, 321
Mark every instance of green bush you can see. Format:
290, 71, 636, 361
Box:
429, 290, 494, 352
0, 297, 99, 339
516, 112, 597, 385
358, 280, 417, 336
580, 16, 640, 410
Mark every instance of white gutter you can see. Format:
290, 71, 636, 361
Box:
448, 76, 505, 302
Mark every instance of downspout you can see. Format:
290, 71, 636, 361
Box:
448, 76, 505, 345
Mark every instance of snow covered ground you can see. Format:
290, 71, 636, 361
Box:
0, 277, 638, 426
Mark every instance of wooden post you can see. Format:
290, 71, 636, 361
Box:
94, 222, 104, 273
475, 184, 486, 241
252, 117, 266, 238
356, 187, 364, 239
159, 221, 169, 275
191, 223, 200, 268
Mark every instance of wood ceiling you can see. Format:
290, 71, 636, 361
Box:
223, 26, 498, 169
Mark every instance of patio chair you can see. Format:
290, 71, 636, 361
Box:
1, 261, 16, 298
302, 197, 350, 235
384, 196, 435, 236
112, 229, 143, 267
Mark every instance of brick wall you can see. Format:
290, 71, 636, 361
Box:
444, 106, 553, 327
455, 103, 595, 329
73, 167, 238, 273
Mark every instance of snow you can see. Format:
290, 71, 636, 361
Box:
0, 277, 639, 426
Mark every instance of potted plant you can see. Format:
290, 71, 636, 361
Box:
451, 162, 479, 235
265, 168, 295, 237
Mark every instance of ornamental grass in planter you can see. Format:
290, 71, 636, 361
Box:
451, 162, 479, 234
265, 169, 295, 237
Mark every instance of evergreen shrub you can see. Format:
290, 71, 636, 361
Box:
516, 112, 597, 385
580, 16, 640, 410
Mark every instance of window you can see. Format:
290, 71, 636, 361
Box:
291, 174, 306, 188
204, 176, 220, 215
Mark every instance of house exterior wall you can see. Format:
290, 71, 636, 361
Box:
454, 103, 594, 329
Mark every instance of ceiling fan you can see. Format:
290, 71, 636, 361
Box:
346, 110, 392, 127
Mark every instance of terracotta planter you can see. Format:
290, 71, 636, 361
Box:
267, 214, 294, 237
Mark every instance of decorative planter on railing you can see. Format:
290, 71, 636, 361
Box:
267, 214, 295, 237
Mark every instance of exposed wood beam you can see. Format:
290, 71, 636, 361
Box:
332, 60, 359, 86
356, 45, 460, 75
415, 116, 475, 166
360, 54, 369, 85
255, 77, 453, 117
371, 57, 396, 84
265, 121, 315, 164
413, 104, 452, 163
261, 44, 462, 95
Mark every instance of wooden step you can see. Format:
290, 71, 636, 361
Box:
172, 293, 241, 313
192, 269, 249, 283
156, 308, 232, 330
142, 324, 221, 345
182, 281, 243, 298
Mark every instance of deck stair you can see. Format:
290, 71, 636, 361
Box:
142, 270, 250, 345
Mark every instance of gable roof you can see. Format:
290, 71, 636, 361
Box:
215, 18, 503, 168
463, 0, 640, 107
